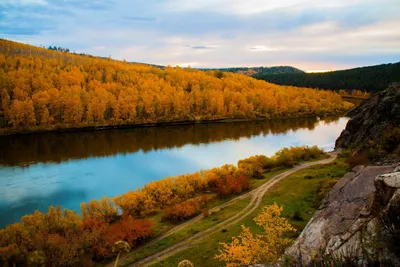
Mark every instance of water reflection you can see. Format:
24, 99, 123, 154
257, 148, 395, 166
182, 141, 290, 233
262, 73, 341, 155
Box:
0, 116, 348, 227
0, 117, 335, 166
0, 188, 86, 227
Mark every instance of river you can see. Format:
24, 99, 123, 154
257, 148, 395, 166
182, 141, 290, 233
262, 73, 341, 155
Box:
0, 116, 349, 227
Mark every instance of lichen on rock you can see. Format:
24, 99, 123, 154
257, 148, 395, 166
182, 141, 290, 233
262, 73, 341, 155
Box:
284, 166, 400, 266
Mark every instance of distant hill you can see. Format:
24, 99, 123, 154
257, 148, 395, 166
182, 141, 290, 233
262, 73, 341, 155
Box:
207, 66, 304, 76
253, 62, 400, 93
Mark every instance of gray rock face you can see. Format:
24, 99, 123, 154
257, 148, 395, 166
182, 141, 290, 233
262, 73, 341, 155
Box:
285, 165, 400, 266
335, 83, 400, 151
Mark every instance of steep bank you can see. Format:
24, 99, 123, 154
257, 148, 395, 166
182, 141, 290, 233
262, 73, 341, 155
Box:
286, 83, 400, 265
336, 82, 400, 161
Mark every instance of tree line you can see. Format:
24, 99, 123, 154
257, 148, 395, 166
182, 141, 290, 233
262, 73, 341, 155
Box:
0, 146, 326, 266
0, 39, 352, 132
253, 62, 400, 93
207, 66, 304, 76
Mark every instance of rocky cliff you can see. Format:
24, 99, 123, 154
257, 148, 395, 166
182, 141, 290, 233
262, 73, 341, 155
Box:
335, 83, 400, 161
285, 165, 400, 265
285, 83, 400, 265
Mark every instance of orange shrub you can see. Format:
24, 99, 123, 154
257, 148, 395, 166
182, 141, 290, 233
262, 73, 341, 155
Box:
80, 197, 119, 223
216, 175, 250, 197
238, 155, 268, 179
273, 146, 324, 167
115, 165, 236, 218
83, 215, 152, 261
162, 195, 213, 223
0, 206, 86, 266
0, 207, 152, 265
104, 216, 152, 245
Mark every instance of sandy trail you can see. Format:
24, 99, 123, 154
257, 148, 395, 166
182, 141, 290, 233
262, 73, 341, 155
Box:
119, 152, 338, 267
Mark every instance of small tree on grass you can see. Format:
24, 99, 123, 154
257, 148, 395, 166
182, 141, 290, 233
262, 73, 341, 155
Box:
178, 259, 194, 267
215, 203, 295, 267
112, 241, 130, 267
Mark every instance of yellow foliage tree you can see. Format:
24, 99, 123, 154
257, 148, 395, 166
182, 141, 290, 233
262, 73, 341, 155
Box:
0, 39, 353, 131
178, 259, 195, 267
215, 203, 295, 267
80, 197, 119, 223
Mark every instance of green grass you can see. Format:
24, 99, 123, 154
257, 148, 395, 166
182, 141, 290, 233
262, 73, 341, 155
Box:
122, 197, 251, 265
251, 157, 348, 230
120, 168, 288, 266
150, 158, 348, 267
124, 169, 292, 251
114, 154, 330, 266
250, 168, 287, 188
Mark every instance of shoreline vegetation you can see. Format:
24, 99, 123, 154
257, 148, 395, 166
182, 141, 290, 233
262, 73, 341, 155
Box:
1, 39, 353, 135
0, 146, 329, 266
0, 112, 346, 136
148, 156, 348, 267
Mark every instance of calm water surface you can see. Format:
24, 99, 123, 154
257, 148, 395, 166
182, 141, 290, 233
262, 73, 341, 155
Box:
0, 117, 349, 227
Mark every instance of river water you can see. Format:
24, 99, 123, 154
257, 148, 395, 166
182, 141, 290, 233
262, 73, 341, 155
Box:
0, 116, 349, 227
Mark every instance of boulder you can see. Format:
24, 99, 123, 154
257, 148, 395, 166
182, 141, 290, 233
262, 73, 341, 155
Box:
285, 165, 400, 266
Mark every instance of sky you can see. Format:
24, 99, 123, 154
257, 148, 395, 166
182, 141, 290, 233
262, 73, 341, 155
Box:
0, 0, 399, 71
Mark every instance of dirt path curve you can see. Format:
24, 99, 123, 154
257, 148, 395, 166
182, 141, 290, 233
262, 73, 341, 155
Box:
122, 152, 338, 267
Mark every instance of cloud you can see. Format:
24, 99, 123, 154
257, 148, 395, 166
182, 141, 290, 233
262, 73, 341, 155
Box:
249, 46, 277, 52
220, 33, 236, 39
191, 45, 217, 50
1, 0, 400, 69
192, 45, 210, 49
162, 0, 363, 15
91, 46, 107, 51
175, 62, 199, 67
1, 0, 48, 5
123, 16, 158, 22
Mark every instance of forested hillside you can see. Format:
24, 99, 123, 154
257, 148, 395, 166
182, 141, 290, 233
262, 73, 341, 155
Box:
209, 66, 304, 76
0, 39, 352, 133
253, 62, 400, 93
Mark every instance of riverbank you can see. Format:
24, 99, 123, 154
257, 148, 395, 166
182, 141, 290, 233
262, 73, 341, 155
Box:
0, 118, 349, 230
0, 146, 331, 267
119, 152, 347, 267
140, 155, 348, 267
341, 95, 368, 100
0, 111, 349, 136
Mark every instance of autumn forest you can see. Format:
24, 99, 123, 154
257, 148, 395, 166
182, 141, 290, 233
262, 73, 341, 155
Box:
3, 0, 400, 263
0, 38, 356, 267
0, 39, 353, 133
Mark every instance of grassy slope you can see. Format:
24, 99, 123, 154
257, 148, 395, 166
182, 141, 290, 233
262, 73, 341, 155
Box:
120, 169, 287, 265
149, 158, 349, 267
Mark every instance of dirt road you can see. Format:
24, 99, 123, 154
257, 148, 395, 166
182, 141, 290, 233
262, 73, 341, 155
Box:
122, 152, 338, 266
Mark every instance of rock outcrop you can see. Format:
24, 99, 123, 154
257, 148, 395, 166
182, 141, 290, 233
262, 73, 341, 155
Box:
284, 83, 400, 266
285, 165, 400, 265
335, 83, 400, 157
